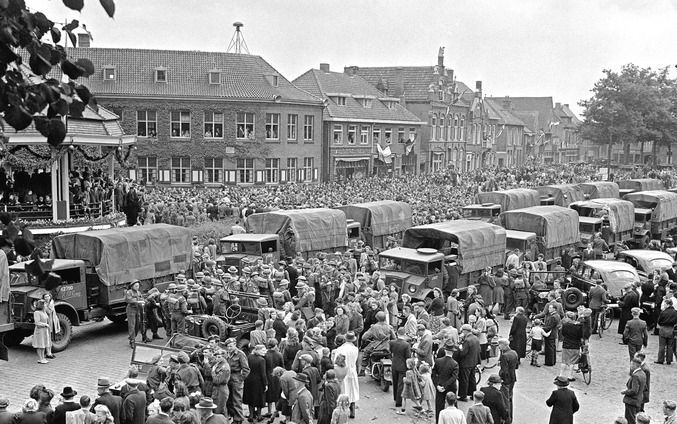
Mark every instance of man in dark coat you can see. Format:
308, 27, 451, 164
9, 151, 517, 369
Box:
121, 379, 146, 424
656, 298, 677, 364
456, 324, 480, 401
509, 307, 529, 359
618, 283, 640, 336
543, 304, 561, 366
480, 375, 509, 424
432, 340, 459, 422
49, 387, 80, 424
124, 185, 141, 226
588, 281, 608, 334
623, 307, 648, 361
546, 376, 579, 424
622, 358, 647, 424
317, 370, 340, 424
389, 328, 411, 409
498, 338, 519, 420
91, 378, 122, 424
291, 373, 314, 424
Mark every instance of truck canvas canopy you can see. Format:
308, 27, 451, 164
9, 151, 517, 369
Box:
246, 208, 348, 256
569, 198, 635, 233
624, 190, 677, 222
475, 188, 540, 212
51, 224, 192, 286
402, 220, 506, 273
578, 182, 620, 199
536, 184, 586, 207
618, 179, 664, 192
337, 200, 412, 237
500, 206, 580, 248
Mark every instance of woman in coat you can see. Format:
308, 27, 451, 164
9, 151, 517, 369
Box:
509, 307, 529, 359
477, 268, 496, 314
264, 339, 284, 417
317, 370, 341, 424
32, 300, 51, 364
42, 293, 59, 359
546, 376, 580, 424
331, 332, 360, 419
15, 399, 47, 424
243, 344, 267, 421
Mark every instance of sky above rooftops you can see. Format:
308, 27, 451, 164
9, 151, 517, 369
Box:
28, 0, 677, 117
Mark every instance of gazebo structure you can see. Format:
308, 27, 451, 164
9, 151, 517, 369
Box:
2, 105, 136, 222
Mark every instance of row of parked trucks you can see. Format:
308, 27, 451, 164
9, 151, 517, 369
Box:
2, 179, 677, 357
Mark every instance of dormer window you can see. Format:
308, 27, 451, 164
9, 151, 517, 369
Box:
334, 96, 346, 106
103, 66, 116, 81
359, 98, 372, 108
155, 68, 167, 83
209, 70, 221, 85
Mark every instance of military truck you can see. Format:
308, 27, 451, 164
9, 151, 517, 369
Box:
499, 206, 580, 267
216, 234, 280, 271
3, 224, 192, 352
618, 179, 664, 198
463, 188, 540, 222
578, 181, 620, 200
624, 190, 677, 246
569, 198, 634, 247
246, 208, 349, 259
337, 200, 413, 249
378, 220, 506, 300
535, 184, 586, 207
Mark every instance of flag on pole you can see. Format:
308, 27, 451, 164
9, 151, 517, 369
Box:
377, 143, 392, 164
548, 121, 560, 130
406, 135, 417, 155
496, 124, 505, 138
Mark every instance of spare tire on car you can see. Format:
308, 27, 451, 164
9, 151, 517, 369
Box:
201, 316, 227, 341
563, 287, 584, 310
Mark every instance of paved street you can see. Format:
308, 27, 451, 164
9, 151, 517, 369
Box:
1, 317, 676, 423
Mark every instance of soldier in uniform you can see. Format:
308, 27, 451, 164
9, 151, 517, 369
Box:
224, 338, 250, 424
160, 283, 176, 337
144, 288, 163, 340
125, 280, 145, 348
170, 285, 191, 336
513, 271, 530, 310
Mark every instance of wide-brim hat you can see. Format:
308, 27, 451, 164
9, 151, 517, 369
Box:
97, 377, 111, 388
295, 282, 308, 289
256, 297, 268, 307
443, 340, 456, 351
294, 373, 310, 385
195, 398, 218, 409
196, 272, 205, 278
345, 332, 357, 343
60, 387, 77, 397
554, 376, 569, 386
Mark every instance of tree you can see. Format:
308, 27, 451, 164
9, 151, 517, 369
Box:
579, 64, 677, 166
1, 0, 115, 147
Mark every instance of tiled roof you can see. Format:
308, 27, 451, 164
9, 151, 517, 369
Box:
4, 105, 126, 138
488, 97, 555, 132
484, 98, 526, 126
62, 48, 321, 104
293, 69, 422, 123
554, 103, 582, 125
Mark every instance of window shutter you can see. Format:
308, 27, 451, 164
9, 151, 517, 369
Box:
313, 168, 318, 181
128, 169, 137, 181
255, 170, 264, 183
159, 169, 170, 183
280, 169, 287, 182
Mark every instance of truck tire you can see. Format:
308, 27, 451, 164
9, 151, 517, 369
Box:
201, 316, 227, 341
51, 313, 73, 352
3, 330, 27, 347
563, 288, 584, 310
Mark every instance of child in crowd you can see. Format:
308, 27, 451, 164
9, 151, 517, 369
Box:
418, 362, 435, 417
466, 391, 493, 424
397, 358, 422, 415
530, 318, 551, 367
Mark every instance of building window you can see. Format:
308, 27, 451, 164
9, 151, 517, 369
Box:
333, 125, 343, 144
265, 158, 279, 183
431, 114, 437, 140
237, 159, 254, 183
384, 128, 392, 144
347, 125, 356, 145
136, 110, 157, 137
440, 115, 447, 140
204, 112, 223, 138
436, 116, 442, 140
453, 115, 459, 140
287, 158, 297, 182
360, 126, 370, 144
373, 128, 381, 145
171, 157, 191, 183
209, 71, 221, 85
237, 112, 255, 139
205, 157, 223, 184
432, 153, 444, 172
409, 128, 417, 142
333, 96, 346, 105
398, 128, 405, 143
154, 68, 167, 83
359, 98, 373, 108
103, 66, 115, 80
460, 115, 465, 140
438, 90, 444, 101
287, 114, 297, 141
303, 157, 314, 181
303, 115, 314, 141
265, 113, 280, 140
170, 111, 191, 138
137, 156, 157, 184
447, 115, 453, 141
271, 75, 279, 87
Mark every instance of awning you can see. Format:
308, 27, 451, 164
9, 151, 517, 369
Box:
336, 157, 370, 163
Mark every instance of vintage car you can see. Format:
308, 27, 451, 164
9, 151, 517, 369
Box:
216, 234, 280, 272
616, 249, 674, 279
566, 260, 641, 309
618, 178, 664, 198
337, 200, 412, 249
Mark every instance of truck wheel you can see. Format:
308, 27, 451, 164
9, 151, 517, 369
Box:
3, 330, 26, 347
51, 313, 72, 353
563, 288, 584, 310
201, 316, 227, 341
107, 315, 127, 326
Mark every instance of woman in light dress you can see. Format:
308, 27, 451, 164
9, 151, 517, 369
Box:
32, 300, 51, 364
331, 332, 360, 419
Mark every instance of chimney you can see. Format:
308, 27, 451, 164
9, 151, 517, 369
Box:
438, 46, 445, 67
475, 81, 482, 98
555, 102, 561, 108
319, 63, 330, 72
77, 33, 91, 48
564, 104, 569, 108
503, 96, 511, 110
394, 67, 404, 97
344, 66, 359, 76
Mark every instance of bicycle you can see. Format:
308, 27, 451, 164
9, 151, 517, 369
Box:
597, 303, 616, 338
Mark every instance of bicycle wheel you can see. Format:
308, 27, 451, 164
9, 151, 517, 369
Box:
602, 308, 614, 330
474, 366, 482, 385
582, 366, 592, 385
597, 313, 605, 338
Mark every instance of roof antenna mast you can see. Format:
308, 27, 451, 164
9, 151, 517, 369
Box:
227, 22, 250, 54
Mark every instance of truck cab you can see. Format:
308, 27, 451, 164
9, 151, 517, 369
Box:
505, 229, 538, 261
217, 234, 280, 272
461, 203, 501, 222
578, 216, 603, 245
347, 219, 362, 248
378, 247, 445, 300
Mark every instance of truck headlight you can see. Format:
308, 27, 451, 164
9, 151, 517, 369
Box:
408, 285, 417, 294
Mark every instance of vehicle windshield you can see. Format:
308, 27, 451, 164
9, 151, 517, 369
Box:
580, 222, 601, 233
10, 271, 30, 286
348, 227, 360, 238
607, 270, 638, 285
506, 238, 526, 251
650, 258, 673, 272
634, 212, 651, 223
379, 257, 427, 275
221, 241, 262, 255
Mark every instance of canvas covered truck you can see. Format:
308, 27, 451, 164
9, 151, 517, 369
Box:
578, 181, 620, 200
499, 206, 580, 266
246, 208, 348, 259
618, 178, 664, 198
3, 224, 192, 352
536, 184, 586, 207
378, 220, 506, 299
216, 234, 280, 271
337, 200, 413, 249
569, 198, 635, 247
463, 188, 540, 222
624, 190, 677, 245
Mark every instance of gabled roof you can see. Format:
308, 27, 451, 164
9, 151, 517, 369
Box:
554, 103, 582, 125
62, 47, 321, 104
484, 98, 526, 127
292, 69, 422, 123
487, 96, 555, 132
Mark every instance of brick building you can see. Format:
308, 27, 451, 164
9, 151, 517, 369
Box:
66, 46, 324, 186
484, 98, 527, 167
293, 64, 423, 181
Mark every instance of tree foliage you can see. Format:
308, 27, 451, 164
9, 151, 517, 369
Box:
0, 0, 115, 146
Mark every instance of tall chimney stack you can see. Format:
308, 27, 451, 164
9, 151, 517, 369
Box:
320, 63, 330, 72
438, 46, 444, 67
475, 81, 482, 97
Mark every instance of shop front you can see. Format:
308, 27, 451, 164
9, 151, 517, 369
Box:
334, 157, 370, 181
